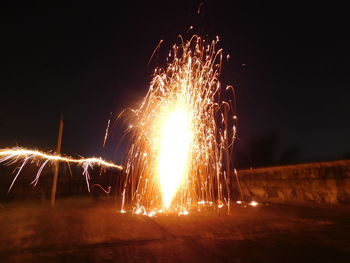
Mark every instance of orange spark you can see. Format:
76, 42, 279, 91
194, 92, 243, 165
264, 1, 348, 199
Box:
119, 35, 236, 214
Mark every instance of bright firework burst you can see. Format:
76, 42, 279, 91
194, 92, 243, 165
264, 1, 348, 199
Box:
0, 147, 122, 192
119, 35, 236, 215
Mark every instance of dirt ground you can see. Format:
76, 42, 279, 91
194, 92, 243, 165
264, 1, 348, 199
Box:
1, 197, 350, 262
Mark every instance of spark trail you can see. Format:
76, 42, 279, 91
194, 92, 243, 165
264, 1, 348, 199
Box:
0, 147, 122, 192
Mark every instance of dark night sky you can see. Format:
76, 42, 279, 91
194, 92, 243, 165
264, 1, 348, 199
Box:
1, 1, 349, 167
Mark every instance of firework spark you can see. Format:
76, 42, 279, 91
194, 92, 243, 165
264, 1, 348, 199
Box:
0, 147, 122, 192
120, 35, 236, 215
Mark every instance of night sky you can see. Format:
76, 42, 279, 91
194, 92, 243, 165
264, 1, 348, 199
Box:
1, 1, 349, 168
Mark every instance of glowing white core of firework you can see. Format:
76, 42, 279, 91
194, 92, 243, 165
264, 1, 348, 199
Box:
158, 107, 192, 209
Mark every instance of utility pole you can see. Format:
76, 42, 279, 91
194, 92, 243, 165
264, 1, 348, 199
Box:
51, 114, 64, 208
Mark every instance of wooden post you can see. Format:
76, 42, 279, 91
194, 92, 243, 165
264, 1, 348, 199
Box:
51, 114, 64, 208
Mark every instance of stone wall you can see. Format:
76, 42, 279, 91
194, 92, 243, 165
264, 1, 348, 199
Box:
237, 160, 350, 204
